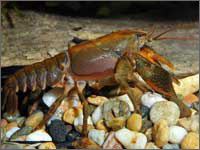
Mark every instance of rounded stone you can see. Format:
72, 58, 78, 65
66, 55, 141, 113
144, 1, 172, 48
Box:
169, 126, 187, 144
163, 143, 180, 149
25, 110, 44, 128
153, 120, 169, 147
127, 113, 142, 131
181, 132, 199, 149
150, 101, 180, 126
48, 119, 67, 142
38, 142, 56, 149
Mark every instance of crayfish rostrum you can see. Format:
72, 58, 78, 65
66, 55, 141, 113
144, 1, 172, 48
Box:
2, 28, 192, 136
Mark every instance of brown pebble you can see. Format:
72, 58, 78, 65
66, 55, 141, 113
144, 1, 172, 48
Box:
181, 132, 199, 149
1, 119, 8, 127
38, 142, 56, 149
5, 122, 18, 131
127, 113, 142, 131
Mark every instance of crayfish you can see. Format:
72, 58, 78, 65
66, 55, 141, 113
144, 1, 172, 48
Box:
2, 28, 193, 137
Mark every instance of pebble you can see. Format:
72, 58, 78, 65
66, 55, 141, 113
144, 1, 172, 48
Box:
140, 105, 150, 118
92, 105, 103, 125
16, 117, 26, 127
169, 126, 187, 144
115, 128, 147, 149
1, 143, 24, 149
63, 108, 76, 124
25, 110, 44, 129
150, 101, 180, 126
127, 113, 142, 131
38, 142, 56, 149
183, 93, 199, 104
26, 129, 52, 141
141, 92, 167, 108
3, 111, 20, 122
5, 121, 18, 131
1, 119, 8, 127
163, 143, 180, 149
96, 120, 108, 132
115, 94, 134, 112
48, 119, 67, 142
153, 120, 169, 147
145, 128, 153, 142
88, 129, 106, 146
87, 95, 108, 106
178, 114, 199, 132
74, 111, 93, 126
181, 132, 199, 149
103, 131, 123, 149
72, 137, 102, 149
6, 127, 20, 139
42, 87, 64, 107
109, 117, 126, 131
66, 130, 81, 142
141, 118, 153, 133
145, 142, 160, 149
10, 126, 33, 141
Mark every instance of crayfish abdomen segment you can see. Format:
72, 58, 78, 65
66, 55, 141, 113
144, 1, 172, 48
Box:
2, 52, 68, 115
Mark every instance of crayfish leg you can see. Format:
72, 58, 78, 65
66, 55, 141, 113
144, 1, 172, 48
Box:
139, 45, 175, 70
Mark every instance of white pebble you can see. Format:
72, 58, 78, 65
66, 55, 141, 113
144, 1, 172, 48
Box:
115, 128, 147, 149
74, 111, 93, 126
6, 127, 20, 139
169, 126, 188, 144
115, 94, 134, 112
150, 101, 180, 126
88, 129, 106, 146
92, 106, 103, 125
141, 92, 167, 108
26, 130, 52, 141
42, 88, 64, 107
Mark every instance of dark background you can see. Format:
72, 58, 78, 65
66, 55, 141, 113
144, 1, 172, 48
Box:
2, 1, 199, 21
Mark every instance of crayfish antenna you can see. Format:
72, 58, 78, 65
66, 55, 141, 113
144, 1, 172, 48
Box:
153, 28, 177, 40
146, 25, 156, 41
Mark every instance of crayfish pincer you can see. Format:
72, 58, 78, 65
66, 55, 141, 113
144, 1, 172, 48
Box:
2, 29, 192, 136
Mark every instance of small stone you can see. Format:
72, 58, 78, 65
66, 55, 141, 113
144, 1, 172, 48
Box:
38, 142, 56, 149
153, 120, 169, 147
63, 108, 76, 124
178, 114, 199, 132
72, 137, 102, 149
183, 93, 199, 104
66, 130, 81, 142
145, 128, 153, 142
3, 111, 20, 122
103, 131, 123, 149
163, 143, 180, 149
141, 118, 153, 133
5, 121, 18, 131
150, 101, 180, 126
96, 120, 108, 132
92, 105, 103, 125
145, 142, 160, 149
74, 110, 93, 125
115, 94, 134, 112
115, 128, 147, 149
6, 127, 20, 139
10, 135, 26, 142
87, 95, 108, 106
127, 113, 142, 131
16, 117, 26, 128
169, 126, 187, 144
75, 125, 94, 133
141, 92, 167, 108
140, 105, 150, 118
25, 110, 44, 129
26, 129, 52, 141
88, 129, 106, 146
48, 119, 67, 142
10, 126, 33, 141
1, 119, 8, 127
109, 117, 126, 131
1, 143, 24, 149
42, 87, 64, 107
181, 132, 199, 149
